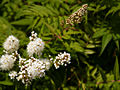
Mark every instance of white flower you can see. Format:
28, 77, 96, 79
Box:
9, 71, 17, 79
3, 35, 19, 53
29, 31, 38, 41
26, 59, 46, 79
0, 54, 16, 70
16, 74, 22, 81
27, 31, 44, 57
54, 52, 71, 69
16, 69, 32, 85
16, 57, 49, 85
27, 38, 44, 57
19, 56, 27, 68
41, 59, 51, 70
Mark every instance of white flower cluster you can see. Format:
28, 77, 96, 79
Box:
0, 54, 16, 71
27, 31, 44, 57
0, 35, 19, 71
29, 31, 37, 41
9, 71, 17, 79
53, 52, 71, 69
16, 56, 31, 84
16, 56, 50, 85
0, 31, 71, 85
66, 4, 88, 25
3, 35, 19, 53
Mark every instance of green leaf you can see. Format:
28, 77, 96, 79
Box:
62, 35, 71, 39
64, 42, 71, 51
91, 68, 97, 78
112, 82, 120, 90
50, 78, 56, 90
0, 81, 13, 86
78, 40, 86, 47
106, 3, 120, 17
113, 56, 119, 80
11, 18, 33, 25
44, 22, 56, 35
86, 44, 96, 48
113, 34, 119, 50
100, 33, 112, 55
63, 30, 81, 35
42, 37, 52, 40
84, 49, 95, 54
63, 86, 77, 90
70, 42, 84, 52
83, 34, 90, 42
93, 28, 107, 38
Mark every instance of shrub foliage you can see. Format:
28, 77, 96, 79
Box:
0, 0, 120, 89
